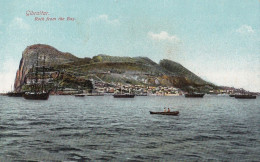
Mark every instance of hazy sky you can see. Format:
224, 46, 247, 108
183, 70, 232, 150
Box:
0, 0, 259, 92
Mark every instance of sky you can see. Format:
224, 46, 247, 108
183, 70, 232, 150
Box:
0, 0, 259, 92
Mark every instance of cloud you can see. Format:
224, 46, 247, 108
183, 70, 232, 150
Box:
148, 31, 183, 61
10, 17, 30, 30
91, 14, 120, 25
148, 31, 180, 42
236, 25, 254, 34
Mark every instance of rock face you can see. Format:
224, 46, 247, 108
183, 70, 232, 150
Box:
14, 44, 216, 92
14, 44, 79, 91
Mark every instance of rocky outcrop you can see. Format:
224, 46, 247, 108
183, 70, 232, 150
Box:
14, 44, 79, 91
14, 44, 216, 92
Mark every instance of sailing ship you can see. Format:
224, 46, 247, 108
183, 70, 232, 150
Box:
23, 52, 50, 100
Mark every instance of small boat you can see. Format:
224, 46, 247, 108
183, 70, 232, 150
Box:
114, 84, 135, 98
113, 94, 135, 98
235, 94, 256, 99
7, 92, 25, 97
229, 94, 235, 97
7, 84, 25, 97
149, 111, 179, 116
75, 94, 85, 97
185, 93, 205, 98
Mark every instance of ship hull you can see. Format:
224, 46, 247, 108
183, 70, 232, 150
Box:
150, 111, 179, 116
113, 94, 135, 98
23, 93, 49, 100
235, 95, 256, 99
185, 93, 205, 98
75, 94, 85, 97
7, 92, 25, 97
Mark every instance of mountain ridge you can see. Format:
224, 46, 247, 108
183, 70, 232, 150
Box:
14, 44, 217, 93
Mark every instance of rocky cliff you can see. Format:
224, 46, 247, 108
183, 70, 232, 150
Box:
14, 44, 217, 92
14, 44, 80, 91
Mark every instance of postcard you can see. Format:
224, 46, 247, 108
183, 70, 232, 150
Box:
0, 0, 259, 161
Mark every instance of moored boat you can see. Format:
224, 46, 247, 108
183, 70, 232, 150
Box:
7, 84, 25, 97
185, 93, 205, 98
113, 94, 135, 98
234, 94, 256, 99
75, 94, 85, 97
149, 111, 179, 116
7, 92, 25, 97
113, 83, 135, 98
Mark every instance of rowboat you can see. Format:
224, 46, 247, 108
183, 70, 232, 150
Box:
149, 111, 179, 116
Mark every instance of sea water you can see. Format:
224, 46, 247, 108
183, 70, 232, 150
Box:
0, 95, 259, 161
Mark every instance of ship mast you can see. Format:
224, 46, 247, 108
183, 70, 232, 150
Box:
31, 65, 34, 92
41, 54, 46, 92
35, 52, 39, 94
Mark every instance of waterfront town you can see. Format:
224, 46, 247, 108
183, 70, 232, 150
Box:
49, 79, 257, 96
1, 68, 258, 96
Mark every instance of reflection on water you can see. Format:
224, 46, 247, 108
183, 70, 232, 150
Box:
0, 96, 259, 161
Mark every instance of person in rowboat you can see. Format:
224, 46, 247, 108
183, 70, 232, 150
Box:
164, 108, 167, 112
167, 108, 170, 112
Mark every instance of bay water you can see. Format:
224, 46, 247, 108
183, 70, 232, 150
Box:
0, 95, 259, 161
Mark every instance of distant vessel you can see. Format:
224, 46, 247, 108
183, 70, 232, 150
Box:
229, 94, 235, 97
7, 92, 25, 97
234, 94, 256, 99
185, 93, 205, 98
113, 84, 135, 98
7, 85, 24, 97
75, 94, 85, 97
23, 52, 50, 100
113, 94, 135, 98
149, 111, 179, 116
